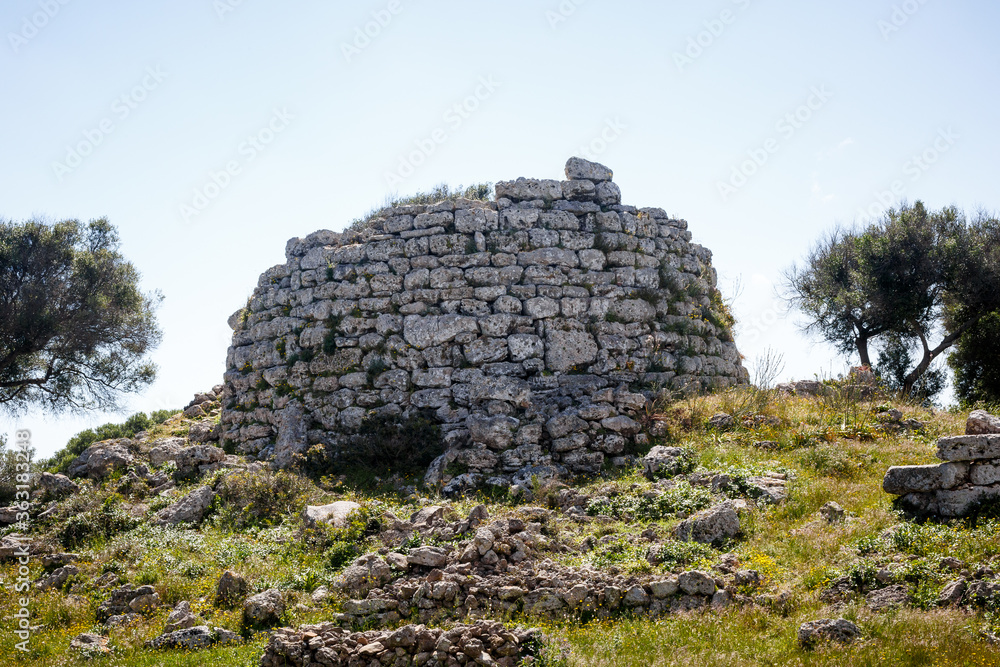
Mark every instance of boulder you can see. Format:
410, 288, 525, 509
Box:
407, 546, 450, 568
967, 410, 1000, 435
565, 157, 613, 182
152, 486, 215, 526
642, 446, 691, 478
707, 413, 735, 430
174, 445, 226, 474
865, 584, 908, 612
818, 501, 845, 523
164, 600, 197, 632
188, 421, 219, 443
67, 439, 134, 479
37, 565, 78, 590
675, 501, 742, 545
243, 589, 286, 627
148, 437, 186, 467
303, 501, 362, 529
677, 570, 716, 596
336, 555, 392, 595
797, 619, 861, 647
36, 472, 79, 499
216, 570, 249, 605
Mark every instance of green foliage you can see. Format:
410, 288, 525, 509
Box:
786, 202, 1000, 395
586, 482, 713, 521
875, 333, 946, 401
0, 217, 162, 414
46, 409, 179, 473
58, 493, 141, 548
214, 469, 314, 529
950, 310, 1000, 406
0, 434, 32, 505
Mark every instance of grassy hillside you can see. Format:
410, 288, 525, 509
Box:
3, 382, 1000, 666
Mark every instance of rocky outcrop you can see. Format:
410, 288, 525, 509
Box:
220, 157, 746, 488
67, 439, 135, 479
146, 625, 238, 651
243, 588, 286, 627
884, 411, 1000, 517
152, 486, 216, 526
261, 621, 547, 667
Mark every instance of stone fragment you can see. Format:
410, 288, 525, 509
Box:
675, 502, 741, 545
303, 501, 362, 528
216, 570, 249, 605
407, 546, 450, 568
677, 571, 716, 596
797, 619, 862, 647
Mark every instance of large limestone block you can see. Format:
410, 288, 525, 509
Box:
968, 410, 1000, 435
937, 435, 1000, 461
544, 329, 598, 373
882, 462, 967, 495
565, 157, 613, 182
403, 315, 479, 349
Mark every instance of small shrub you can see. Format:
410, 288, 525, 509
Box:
58, 494, 141, 548
326, 541, 360, 570
586, 482, 713, 521
215, 469, 314, 529
797, 442, 861, 479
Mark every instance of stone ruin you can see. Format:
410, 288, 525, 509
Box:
220, 157, 746, 491
884, 410, 1000, 517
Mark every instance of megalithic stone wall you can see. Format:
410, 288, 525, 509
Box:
220, 157, 747, 491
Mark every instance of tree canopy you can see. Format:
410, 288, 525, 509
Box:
0, 217, 161, 414
785, 202, 1000, 396
949, 311, 1000, 407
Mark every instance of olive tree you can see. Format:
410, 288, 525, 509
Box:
0, 217, 161, 414
785, 202, 1000, 397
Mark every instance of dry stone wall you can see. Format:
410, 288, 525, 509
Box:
884, 410, 1000, 517
220, 157, 746, 489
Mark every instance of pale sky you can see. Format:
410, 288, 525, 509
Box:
3, 0, 998, 458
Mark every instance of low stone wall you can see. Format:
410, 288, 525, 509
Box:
220, 157, 746, 489
261, 621, 544, 667
883, 410, 1000, 517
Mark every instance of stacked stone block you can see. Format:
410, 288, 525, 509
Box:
220, 157, 746, 487
884, 410, 1000, 517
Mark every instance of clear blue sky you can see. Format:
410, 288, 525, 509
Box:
3, 0, 998, 457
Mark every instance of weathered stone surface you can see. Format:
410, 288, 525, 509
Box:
565, 157, 613, 182
146, 625, 238, 650
797, 618, 861, 647
164, 600, 198, 632
675, 502, 741, 544
866, 584, 908, 612
243, 589, 285, 627
152, 486, 215, 526
216, 570, 249, 605
403, 315, 479, 349
407, 546, 450, 568
883, 462, 967, 494
937, 435, 1000, 461
967, 410, 1000, 435
303, 501, 361, 528
544, 329, 598, 373
67, 440, 133, 479
677, 571, 716, 596
36, 472, 79, 498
